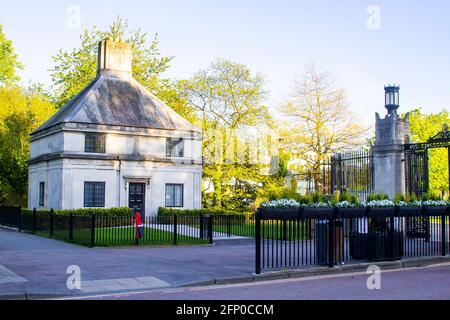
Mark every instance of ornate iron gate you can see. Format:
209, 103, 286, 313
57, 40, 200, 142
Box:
329, 149, 374, 201
404, 127, 450, 196
404, 144, 428, 196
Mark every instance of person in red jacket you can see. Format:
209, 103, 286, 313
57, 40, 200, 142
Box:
135, 210, 144, 240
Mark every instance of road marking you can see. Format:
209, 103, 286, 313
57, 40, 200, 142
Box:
0, 265, 27, 284
62, 262, 450, 300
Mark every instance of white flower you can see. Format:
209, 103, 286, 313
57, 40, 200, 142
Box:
410, 200, 422, 207
308, 201, 332, 208
396, 201, 408, 207
261, 199, 300, 208
421, 200, 448, 207
335, 201, 357, 208
364, 199, 395, 208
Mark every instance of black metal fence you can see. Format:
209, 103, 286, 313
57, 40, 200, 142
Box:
0, 207, 257, 246
330, 149, 374, 201
213, 214, 256, 238
0, 206, 21, 228
295, 149, 374, 201
255, 206, 449, 274
405, 147, 428, 197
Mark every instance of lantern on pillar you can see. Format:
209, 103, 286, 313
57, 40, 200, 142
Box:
384, 85, 400, 115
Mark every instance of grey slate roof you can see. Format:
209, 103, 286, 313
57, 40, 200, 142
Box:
33, 72, 199, 135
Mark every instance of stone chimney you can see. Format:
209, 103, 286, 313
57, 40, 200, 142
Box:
97, 39, 132, 75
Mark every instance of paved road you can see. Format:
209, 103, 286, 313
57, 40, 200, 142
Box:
0, 227, 254, 297
76, 264, 450, 300
2, 227, 449, 299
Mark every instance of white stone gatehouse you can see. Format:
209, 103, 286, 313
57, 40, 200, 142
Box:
28, 40, 202, 217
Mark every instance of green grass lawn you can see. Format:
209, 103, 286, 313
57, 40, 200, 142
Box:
212, 221, 309, 240
212, 223, 256, 237
37, 226, 208, 247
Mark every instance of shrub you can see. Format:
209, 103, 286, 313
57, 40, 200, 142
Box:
420, 191, 441, 202
367, 193, 389, 201
158, 207, 250, 217
157, 207, 249, 217
53, 207, 132, 217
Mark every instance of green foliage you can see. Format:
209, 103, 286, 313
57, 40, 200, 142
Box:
54, 207, 132, 216
331, 191, 358, 205
393, 193, 418, 203
266, 188, 333, 205
420, 191, 442, 202
0, 85, 56, 205
0, 25, 23, 84
406, 109, 450, 196
184, 58, 274, 210
367, 193, 389, 201
157, 207, 249, 217
278, 151, 290, 178
183, 58, 271, 129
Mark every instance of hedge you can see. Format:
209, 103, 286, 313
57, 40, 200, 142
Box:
157, 207, 251, 217
22, 207, 133, 217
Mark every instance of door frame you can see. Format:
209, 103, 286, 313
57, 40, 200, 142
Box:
124, 177, 150, 218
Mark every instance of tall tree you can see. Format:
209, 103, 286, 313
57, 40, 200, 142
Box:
183, 58, 275, 208
0, 24, 23, 84
183, 58, 271, 130
407, 108, 449, 196
0, 85, 56, 205
279, 64, 368, 189
50, 17, 192, 120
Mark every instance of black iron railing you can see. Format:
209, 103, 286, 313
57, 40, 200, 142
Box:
0, 207, 256, 246
255, 206, 449, 274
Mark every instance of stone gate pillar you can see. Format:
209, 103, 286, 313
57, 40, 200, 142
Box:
373, 85, 410, 199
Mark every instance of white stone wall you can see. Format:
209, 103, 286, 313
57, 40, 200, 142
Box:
30, 131, 64, 159
28, 160, 64, 210
31, 130, 202, 160
28, 129, 202, 216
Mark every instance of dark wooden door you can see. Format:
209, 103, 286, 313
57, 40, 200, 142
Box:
129, 183, 146, 219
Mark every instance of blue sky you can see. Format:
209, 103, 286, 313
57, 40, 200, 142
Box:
1, 0, 449, 126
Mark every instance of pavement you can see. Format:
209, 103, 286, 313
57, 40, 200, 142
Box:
76, 263, 450, 300
1, 226, 449, 300
0, 227, 254, 299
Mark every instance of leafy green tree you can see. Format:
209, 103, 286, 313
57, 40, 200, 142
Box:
407, 108, 449, 196
183, 58, 277, 209
278, 64, 368, 190
49, 17, 192, 120
0, 86, 56, 205
0, 24, 23, 84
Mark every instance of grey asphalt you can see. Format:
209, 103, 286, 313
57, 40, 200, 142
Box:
0, 227, 254, 298
82, 264, 450, 300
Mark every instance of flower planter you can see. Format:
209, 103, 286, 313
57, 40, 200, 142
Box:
398, 206, 422, 216
258, 207, 299, 219
423, 206, 448, 216
336, 207, 366, 217
302, 207, 334, 219
367, 206, 396, 216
